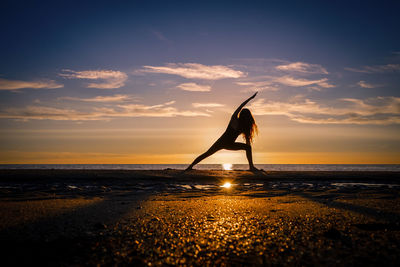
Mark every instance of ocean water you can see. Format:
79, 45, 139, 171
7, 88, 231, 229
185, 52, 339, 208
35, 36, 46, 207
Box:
0, 164, 399, 171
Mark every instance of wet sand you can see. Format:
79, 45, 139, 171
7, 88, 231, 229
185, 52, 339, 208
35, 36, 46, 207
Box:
1, 169, 400, 266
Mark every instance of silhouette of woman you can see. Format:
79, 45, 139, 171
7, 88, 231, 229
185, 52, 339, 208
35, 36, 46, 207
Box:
186, 92, 259, 171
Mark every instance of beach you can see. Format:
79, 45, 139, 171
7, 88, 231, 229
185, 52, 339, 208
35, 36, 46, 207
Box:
1, 169, 400, 266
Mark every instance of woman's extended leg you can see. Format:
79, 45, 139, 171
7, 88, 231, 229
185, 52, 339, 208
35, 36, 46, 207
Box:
225, 142, 258, 171
186, 143, 222, 170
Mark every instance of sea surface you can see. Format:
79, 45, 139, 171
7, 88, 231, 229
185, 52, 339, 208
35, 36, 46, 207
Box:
0, 164, 399, 171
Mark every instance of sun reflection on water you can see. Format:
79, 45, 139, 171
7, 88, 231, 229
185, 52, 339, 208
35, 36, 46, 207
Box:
221, 182, 232, 188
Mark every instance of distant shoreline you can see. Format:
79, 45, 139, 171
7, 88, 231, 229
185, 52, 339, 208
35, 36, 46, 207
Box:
0, 163, 399, 172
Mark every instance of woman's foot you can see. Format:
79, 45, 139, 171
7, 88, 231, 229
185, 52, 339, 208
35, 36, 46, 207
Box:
249, 166, 259, 171
185, 165, 193, 171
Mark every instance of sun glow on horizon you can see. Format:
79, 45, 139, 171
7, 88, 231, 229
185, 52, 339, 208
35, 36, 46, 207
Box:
222, 163, 233, 170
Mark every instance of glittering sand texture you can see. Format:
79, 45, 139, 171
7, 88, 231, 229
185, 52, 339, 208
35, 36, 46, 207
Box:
1, 170, 400, 266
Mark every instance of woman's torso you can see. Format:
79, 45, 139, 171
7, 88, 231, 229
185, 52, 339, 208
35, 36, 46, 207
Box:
217, 117, 241, 144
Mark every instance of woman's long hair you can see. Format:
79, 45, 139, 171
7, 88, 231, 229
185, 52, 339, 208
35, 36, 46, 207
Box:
238, 108, 258, 144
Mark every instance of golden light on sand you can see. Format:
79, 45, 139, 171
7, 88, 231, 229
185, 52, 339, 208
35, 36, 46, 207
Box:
221, 182, 232, 188
222, 163, 233, 170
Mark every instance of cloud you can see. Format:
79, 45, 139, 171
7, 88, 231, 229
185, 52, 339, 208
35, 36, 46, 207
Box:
315, 80, 335, 88
249, 97, 400, 125
236, 75, 334, 91
59, 94, 136, 102
345, 64, 400, 73
276, 62, 328, 74
236, 60, 333, 91
236, 81, 278, 92
140, 63, 245, 80
286, 115, 400, 125
274, 76, 334, 88
0, 78, 63, 90
357, 81, 381, 88
0, 106, 94, 121
246, 75, 335, 88
176, 83, 211, 92
59, 69, 128, 89
0, 101, 210, 121
192, 103, 225, 108
113, 101, 211, 118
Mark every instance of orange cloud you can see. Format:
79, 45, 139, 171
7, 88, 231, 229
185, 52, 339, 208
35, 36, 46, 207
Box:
0, 101, 210, 121
59, 94, 137, 102
192, 103, 225, 108
357, 81, 381, 88
276, 62, 328, 74
177, 83, 211, 92
249, 97, 400, 125
0, 78, 63, 90
274, 76, 334, 88
140, 63, 245, 80
59, 69, 128, 89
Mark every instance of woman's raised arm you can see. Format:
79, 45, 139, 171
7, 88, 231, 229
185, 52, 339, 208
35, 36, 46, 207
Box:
232, 92, 257, 118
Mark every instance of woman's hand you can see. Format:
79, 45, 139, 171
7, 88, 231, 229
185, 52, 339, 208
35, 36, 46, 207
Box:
250, 92, 258, 99
232, 92, 258, 118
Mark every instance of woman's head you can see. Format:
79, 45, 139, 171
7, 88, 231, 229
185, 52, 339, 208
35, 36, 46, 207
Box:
238, 108, 258, 143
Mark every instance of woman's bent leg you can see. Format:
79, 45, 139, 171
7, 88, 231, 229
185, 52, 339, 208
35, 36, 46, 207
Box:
225, 142, 257, 170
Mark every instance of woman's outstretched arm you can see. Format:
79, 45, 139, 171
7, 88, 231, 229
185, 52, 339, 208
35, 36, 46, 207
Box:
232, 92, 258, 118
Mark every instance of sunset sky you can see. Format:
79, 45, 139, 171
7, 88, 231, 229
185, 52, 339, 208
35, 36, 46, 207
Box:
1, 0, 399, 164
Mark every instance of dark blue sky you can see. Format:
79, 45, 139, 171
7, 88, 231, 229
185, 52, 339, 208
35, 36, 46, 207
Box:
1, 0, 399, 74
